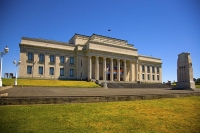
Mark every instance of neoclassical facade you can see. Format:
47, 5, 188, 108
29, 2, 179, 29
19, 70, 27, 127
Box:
19, 33, 162, 83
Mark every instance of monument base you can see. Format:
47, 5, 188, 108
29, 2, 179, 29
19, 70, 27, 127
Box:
173, 81, 196, 90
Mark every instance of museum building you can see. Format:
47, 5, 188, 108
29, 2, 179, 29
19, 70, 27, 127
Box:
19, 33, 162, 83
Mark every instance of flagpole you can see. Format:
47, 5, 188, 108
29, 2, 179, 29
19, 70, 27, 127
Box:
108, 29, 111, 37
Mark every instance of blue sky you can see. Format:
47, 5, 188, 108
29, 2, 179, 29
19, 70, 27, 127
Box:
0, 0, 199, 82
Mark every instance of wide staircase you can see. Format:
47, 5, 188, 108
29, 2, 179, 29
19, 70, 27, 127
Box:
105, 82, 171, 88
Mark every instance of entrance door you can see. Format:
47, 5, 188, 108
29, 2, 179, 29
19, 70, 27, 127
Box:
107, 74, 110, 80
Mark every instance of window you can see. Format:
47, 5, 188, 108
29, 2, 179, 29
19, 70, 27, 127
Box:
157, 75, 159, 80
38, 66, 43, 74
142, 65, 145, 72
27, 65, 32, 74
60, 68, 64, 76
142, 74, 145, 80
70, 57, 74, 64
50, 67, 54, 75
152, 66, 155, 73
28, 52, 33, 61
148, 74, 150, 80
157, 67, 159, 73
147, 66, 150, 72
152, 75, 155, 80
60, 56, 65, 63
81, 60, 82, 66
39, 54, 44, 62
50, 55, 55, 63
70, 68, 74, 76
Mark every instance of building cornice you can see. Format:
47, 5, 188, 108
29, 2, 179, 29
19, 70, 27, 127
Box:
138, 54, 161, 60
89, 40, 137, 51
21, 37, 73, 45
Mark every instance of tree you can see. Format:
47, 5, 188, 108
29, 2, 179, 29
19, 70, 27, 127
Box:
195, 78, 200, 83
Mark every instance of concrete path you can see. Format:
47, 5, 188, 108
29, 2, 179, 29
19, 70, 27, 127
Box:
1, 87, 200, 97
1, 87, 200, 105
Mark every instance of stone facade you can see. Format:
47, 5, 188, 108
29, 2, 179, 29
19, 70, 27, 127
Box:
176, 52, 195, 89
19, 33, 162, 83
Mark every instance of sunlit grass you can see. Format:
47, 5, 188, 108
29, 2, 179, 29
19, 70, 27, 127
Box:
0, 96, 200, 133
196, 85, 200, 88
2, 78, 101, 88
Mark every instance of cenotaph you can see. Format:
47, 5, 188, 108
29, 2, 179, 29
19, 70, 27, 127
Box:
176, 52, 195, 89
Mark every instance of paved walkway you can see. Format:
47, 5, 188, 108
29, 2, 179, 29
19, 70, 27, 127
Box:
1, 87, 200, 97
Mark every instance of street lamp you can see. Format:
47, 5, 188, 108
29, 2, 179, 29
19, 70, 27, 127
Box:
13, 59, 21, 85
0, 46, 9, 87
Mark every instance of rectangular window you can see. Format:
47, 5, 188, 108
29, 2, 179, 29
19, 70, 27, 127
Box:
28, 52, 33, 61
81, 60, 82, 66
60, 68, 64, 76
50, 55, 55, 63
153, 75, 155, 80
70, 68, 74, 76
147, 66, 150, 72
142, 74, 145, 80
27, 65, 32, 74
148, 74, 150, 80
157, 75, 159, 80
60, 56, 65, 63
142, 65, 145, 72
39, 54, 44, 62
38, 66, 43, 74
49, 67, 54, 75
157, 67, 159, 73
70, 57, 74, 64
152, 66, 155, 73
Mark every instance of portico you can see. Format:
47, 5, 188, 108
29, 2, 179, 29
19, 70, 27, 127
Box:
88, 55, 135, 81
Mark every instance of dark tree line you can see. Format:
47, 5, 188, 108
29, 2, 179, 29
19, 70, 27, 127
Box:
194, 78, 200, 84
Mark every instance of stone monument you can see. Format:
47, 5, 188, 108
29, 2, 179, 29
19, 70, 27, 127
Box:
176, 52, 195, 89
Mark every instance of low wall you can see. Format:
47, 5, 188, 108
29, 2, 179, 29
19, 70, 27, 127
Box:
1, 93, 200, 105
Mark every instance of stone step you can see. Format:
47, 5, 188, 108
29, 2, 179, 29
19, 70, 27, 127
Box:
105, 83, 170, 88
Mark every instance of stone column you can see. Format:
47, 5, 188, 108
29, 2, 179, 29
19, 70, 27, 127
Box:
88, 56, 92, 80
103, 57, 106, 80
95, 56, 99, 80
139, 65, 142, 81
44, 54, 49, 78
135, 60, 138, 81
130, 60, 133, 81
155, 67, 157, 82
110, 58, 113, 81
33, 53, 38, 77
117, 59, 120, 81
150, 66, 152, 82
159, 66, 162, 83
145, 65, 147, 82
123, 60, 126, 81
55, 55, 59, 78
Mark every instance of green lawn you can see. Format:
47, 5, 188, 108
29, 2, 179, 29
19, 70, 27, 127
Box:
0, 96, 200, 133
171, 83, 200, 88
2, 78, 101, 88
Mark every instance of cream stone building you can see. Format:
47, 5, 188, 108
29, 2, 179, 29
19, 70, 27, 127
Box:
19, 33, 162, 83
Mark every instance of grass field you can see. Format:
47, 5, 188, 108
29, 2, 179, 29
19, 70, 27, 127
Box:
0, 96, 200, 133
171, 83, 200, 88
2, 78, 101, 88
